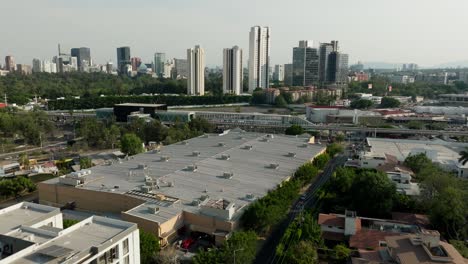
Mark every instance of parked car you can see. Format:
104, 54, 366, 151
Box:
181, 238, 195, 249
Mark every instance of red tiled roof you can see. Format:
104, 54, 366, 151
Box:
350, 229, 399, 250
391, 212, 430, 227
0, 103, 6, 108
318, 213, 345, 228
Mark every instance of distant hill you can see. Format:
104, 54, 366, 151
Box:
362, 62, 401, 69
430, 60, 468, 69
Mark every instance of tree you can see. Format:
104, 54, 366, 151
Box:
380, 97, 401, 108
120, 133, 144, 155
79, 157, 92, 169
19, 153, 30, 170
334, 133, 345, 143
275, 95, 288, 107
404, 153, 432, 174
312, 153, 330, 169
406, 121, 424, 130
327, 143, 344, 157
140, 230, 160, 264
63, 219, 79, 228
430, 187, 467, 240
285, 125, 304, 135
459, 148, 468, 165
350, 99, 373, 109
284, 241, 318, 264
223, 231, 257, 264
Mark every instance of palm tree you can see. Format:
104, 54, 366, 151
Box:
458, 148, 468, 165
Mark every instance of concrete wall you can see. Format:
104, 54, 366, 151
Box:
38, 183, 144, 213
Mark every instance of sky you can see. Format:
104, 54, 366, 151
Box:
2, 0, 468, 67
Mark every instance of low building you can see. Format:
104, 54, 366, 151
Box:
439, 93, 468, 106
360, 137, 468, 178
376, 162, 420, 196
306, 106, 382, 124
0, 202, 140, 264
0, 162, 20, 177
38, 130, 326, 246
113, 103, 167, 122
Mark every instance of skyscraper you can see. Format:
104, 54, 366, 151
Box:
319, 41, 339, 84
130, 57, 142, 71
70, 47, 91, 71
292, 40, 319, 86
154, 53, 165, 78
248, 26, 270, 92
32, 59, 42, 73
327, 51, 349, 85
187, 45, 205, 96
5, 56, 15, 72
116, 47, 131, 74
223, 46, 243, 95
284, 64, 293, 86
174, 59, 188, 79
273, 65, 284, 82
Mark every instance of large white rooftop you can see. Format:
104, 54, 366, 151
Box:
44, 130, 325, 223
0, 202, 60, 234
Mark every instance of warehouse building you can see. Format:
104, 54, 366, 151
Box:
38, 130, 326, 246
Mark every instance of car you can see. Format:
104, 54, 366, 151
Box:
181, 238, 195, 249
300, 194, 307, 201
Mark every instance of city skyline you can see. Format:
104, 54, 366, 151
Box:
2, 0, 468, 67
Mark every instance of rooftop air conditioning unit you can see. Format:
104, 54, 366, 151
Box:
181, 141, 189, 145
160, 156, 170, 162
288, 152, 297, 157
246, 194, 255, 200
218, 142, 225, 147
244, 145, 253, 150
193, 151, 201, 157
266, 134, 274, 139
261, 138, 269, 142
187, 164, 198, 172
191, 199, 201, 206
141, 186, 152, 193
221, 154, 230, 160
301, 143, 309, 148
223, 172, 234, 179
148, 206, 159, 214
200, 195, 209, 201
269, 163, 280, 169
138, 164, 147, 170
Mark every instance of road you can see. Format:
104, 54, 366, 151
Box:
254, 155, 347, 264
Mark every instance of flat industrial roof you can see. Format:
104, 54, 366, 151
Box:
365, 137, 468, 169
45, 130, 325, 223
0, 202, 60, 234
13, 216, 137, 264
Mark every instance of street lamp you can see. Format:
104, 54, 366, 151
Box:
233, 248, 244, 264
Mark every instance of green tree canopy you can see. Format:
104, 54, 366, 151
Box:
404, 153, 432, 174
380, 97, 401, 108
79, 157, 92, 169
120, 133, 144, 155
285, 125, 304, 135
140, 230, 160, 264
350, 99, 373, 109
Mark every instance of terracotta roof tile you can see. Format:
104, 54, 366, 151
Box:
318, 213, 345, 228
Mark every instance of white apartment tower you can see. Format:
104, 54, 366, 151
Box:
248, 26, 270, 92
187, 45, 205, 96
223, 46, 243, 95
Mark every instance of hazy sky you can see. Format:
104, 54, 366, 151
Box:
2, 0, 468, 67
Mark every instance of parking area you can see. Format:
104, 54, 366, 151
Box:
172, 231, 216, 261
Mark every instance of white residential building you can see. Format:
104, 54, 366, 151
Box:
187, 45, 205, 96
274, 64, 284, 81
163, 59, 174, 78
248, 26, 270, 92
0, 202, 140, 264
223, 46, 243, 95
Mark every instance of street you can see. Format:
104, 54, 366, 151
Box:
254, 155, 347, 264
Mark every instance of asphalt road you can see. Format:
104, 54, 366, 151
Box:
254, 155, 347, 264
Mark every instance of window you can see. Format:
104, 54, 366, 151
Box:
124, 255, 130, 264
123, 238, 129, 254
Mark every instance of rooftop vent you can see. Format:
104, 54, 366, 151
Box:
148, 206, 160, 214
243, 145, 253, 150
268, 163, 280, 169
140, 185, 152, 193
261, 138, 269, 142
245, 194, 255, 200
218, 142, 226, 147
220, 154, 230, 160
288, 152, 297, 157
160, 156, 170, 162
187, 164, 198, 172
266, 134, 274, 139
192, 151, 201, 157
138, 164, 147, 170
191, 199, 201, 206
153, 149, 161, 154
223, 172, 234, 179
168, 181, 175, 187
200, 195, 210, 201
